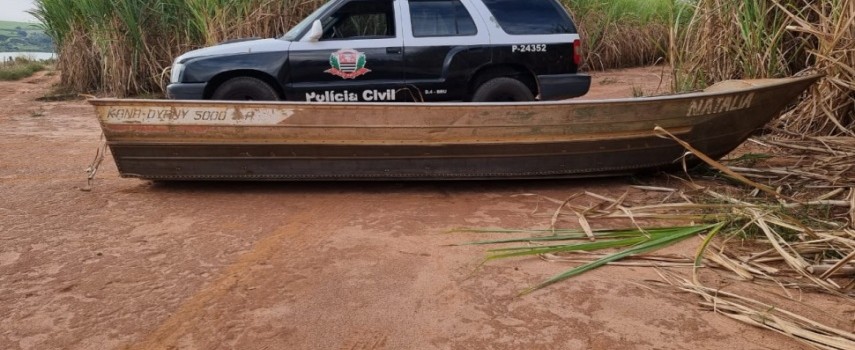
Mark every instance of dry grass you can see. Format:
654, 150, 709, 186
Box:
660, 273, 855, 350
563, 0, 673, 70
775, 0, 855, 136
669, 0, 796, 91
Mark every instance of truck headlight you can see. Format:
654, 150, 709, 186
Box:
170, 63, 185, 83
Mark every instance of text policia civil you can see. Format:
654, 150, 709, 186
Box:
304, 89, 397, 102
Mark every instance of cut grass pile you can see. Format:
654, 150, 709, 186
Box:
458, 224, 720, 294
0, 57, 46, 81
455, 130, 855, 348
457, 178, 854, 296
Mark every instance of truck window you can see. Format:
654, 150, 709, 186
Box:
409, 0, 477, 37
322, 0, 396, 40
481, 0, 576, 35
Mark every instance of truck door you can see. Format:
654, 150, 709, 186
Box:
401, 0, 491, 101
287, 0, 406, 102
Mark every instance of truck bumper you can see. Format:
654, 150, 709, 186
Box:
167, 83, 207, 100
538, 74, 591, 100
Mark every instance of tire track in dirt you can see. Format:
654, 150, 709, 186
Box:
339, 331, 389, 350
123, 200, 331, 350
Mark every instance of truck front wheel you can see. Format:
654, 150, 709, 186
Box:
211, 77, 280, 101
471, 77, 535, 102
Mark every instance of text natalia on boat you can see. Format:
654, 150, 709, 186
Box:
90, 75, 821, 181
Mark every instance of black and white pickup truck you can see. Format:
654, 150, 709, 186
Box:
167, 0, 590, 102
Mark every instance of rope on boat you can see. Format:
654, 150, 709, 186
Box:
81, 132, 107, 192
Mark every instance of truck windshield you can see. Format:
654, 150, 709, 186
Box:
282, 0, 338, 41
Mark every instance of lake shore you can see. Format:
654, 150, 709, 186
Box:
0, 52, 55, 61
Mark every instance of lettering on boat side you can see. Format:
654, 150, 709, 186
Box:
686, 93, 755, 117
104, 107, 294, 125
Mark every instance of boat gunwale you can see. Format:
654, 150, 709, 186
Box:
101, 126, 694, 145
88, 74, 823, 110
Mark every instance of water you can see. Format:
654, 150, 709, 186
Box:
0, 52, 56, 61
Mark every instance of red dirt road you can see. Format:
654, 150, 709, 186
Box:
1, 68, 808, 349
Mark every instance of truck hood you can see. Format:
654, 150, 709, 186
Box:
176, 38, 291, 63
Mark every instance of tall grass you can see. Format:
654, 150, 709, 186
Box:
562, 0, 678, 70
671, 0, 854, 135
669, 0, 799, 91
31, 0, 324, 97
776, 0, 855, 136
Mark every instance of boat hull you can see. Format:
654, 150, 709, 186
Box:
90, 75, 821, 181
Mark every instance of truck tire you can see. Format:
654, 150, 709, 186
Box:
211, 76, 280, 101
471, 77, 535, 102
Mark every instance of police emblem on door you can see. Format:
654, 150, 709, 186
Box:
325, 49, 371, 79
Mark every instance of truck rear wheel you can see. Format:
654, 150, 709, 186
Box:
471, 77, 535, 102
211, 77, 279, 101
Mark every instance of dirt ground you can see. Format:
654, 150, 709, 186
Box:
0, 67, 829, 349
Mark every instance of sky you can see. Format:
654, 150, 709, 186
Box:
0, 0, 37, 23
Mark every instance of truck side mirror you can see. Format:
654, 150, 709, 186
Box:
307, 20, 323, 42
